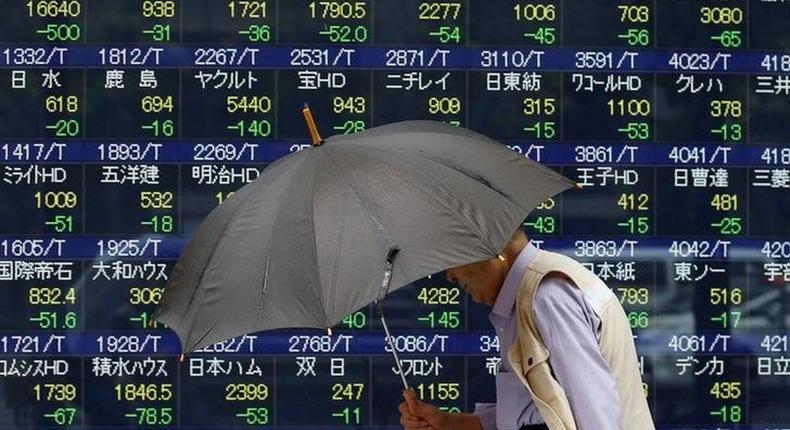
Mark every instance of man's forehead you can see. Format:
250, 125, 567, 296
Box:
452, 258, 491, 271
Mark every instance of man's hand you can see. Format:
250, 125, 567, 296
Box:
398, 388, 484, 430
398, 388, 448, 430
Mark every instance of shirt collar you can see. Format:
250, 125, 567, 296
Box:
490, 240, 540, 319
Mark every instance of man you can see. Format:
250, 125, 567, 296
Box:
398, 227, 654, 430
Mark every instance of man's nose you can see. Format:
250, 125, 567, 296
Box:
445, 270, 457, 284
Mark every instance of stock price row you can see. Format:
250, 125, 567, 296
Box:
2, 0, 790, 49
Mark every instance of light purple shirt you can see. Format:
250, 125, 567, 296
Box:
472, 241, 623, 430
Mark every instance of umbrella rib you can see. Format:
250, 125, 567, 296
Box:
406, 149, 531, 213
320, 149, 415, 324
321, 181, 348, 325
187, 320, 217, 352
180, 153, 302, 323
353, 140, 530, 214
353, 129, 575, 198
181, 190, 260, 316
255, 207, 273, 323
416, 131, 577, 189
255, 150, 326, 327
321, 149, 420, 290
261, 256, 270, 294
396, 169, 500, 254
323, 149, 395, 248
335, 145, 506, 256
177, 153, 303, 319
308, 150, 329, 325
378, 141, 573, 221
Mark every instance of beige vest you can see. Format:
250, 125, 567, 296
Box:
505, 248, 655, 430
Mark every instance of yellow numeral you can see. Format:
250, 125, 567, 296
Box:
418, 2, 461, 20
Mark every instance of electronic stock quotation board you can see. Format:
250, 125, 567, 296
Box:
0, 0, 789, 429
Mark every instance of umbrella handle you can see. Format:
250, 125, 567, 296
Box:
374, 246, 409, 390
380, 310, 409, 390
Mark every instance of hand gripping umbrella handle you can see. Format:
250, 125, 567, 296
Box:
374, 247, 409, 391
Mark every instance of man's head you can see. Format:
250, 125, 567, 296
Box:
445, 227, 529, 306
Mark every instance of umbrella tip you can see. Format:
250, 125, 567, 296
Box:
575, 182, 583, 190
179, 353, 185, 362
302, 103, 324, 147
326, 327, 332, 336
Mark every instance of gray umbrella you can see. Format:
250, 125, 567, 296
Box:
154, 115, 577, 388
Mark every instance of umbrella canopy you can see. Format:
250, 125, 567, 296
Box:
155, 120, 577, 354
